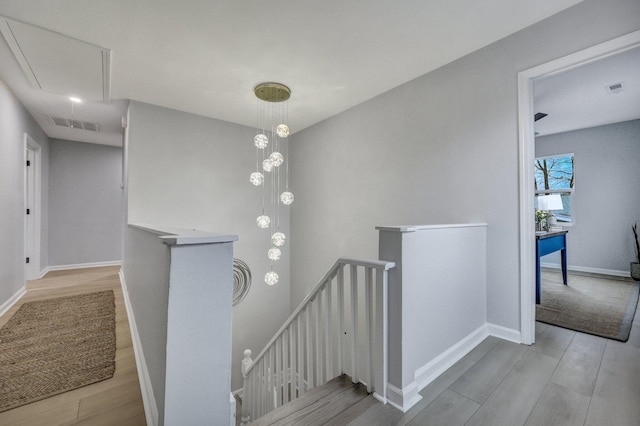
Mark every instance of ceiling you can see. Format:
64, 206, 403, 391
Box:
0, 0, 586, 147
534, 46, 640, 137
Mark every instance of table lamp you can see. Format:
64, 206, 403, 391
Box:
537, 194, 563, 228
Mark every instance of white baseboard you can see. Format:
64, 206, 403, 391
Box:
386, 322, 523, 413
386, 382, 421, 413
388, 324, 489, 412
541, 262, 629, 278
40, 260, 123, 278
486, 323, 522, 344
414, 324, 489, 392
0, 285, 26, 317
372, 391, 387, 405
119, 270, 159, 426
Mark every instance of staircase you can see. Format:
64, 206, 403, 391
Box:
240, 258, 395, 424
250, 375, 377, 426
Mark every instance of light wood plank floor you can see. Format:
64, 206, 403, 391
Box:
0, 266, 146, 426
345, 283, 640, 426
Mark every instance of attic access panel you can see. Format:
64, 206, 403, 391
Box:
0, 16, 110, 102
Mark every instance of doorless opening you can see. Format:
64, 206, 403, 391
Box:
517, 30, 640, 344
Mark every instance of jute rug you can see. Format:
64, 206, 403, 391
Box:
536, 271, 639, 341
0, 290, 116, 413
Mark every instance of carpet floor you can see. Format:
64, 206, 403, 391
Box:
0, 290, 116, 413
536, 270, 639, 341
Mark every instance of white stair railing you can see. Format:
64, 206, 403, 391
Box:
240, 257, 395, 424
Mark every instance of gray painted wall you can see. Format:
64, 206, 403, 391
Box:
48, 139, 123, 266
126, 101, 291, 391
0, 78, 49, 305
290, 0, 640, 331
123, 225, 171, 424
536, 119, 640, 273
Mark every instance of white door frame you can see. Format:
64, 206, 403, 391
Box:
24, 133, 42, 280
517, 30, 640, 344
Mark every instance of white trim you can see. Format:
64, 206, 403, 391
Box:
541, 263, 630, 278
487, 323, 522, 344
24, 134, 42, 281
119, 269, 158, 426
386, 382, 421, 413
414, 325, 488, 391
518, 29, 640, 346
518, 67, 538, 346
371, 391, 387, 405
375, 223, 488, 233
535, 152, 575, 162
0, 286, 26, 317
0, 17, 41, 88
387, 324, 491, 412
230, 392, 237, 426
40, 260, 123, 278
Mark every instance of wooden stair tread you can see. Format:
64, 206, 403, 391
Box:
250, 375, 376, 426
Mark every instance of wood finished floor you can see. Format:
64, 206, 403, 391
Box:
248, 273, 640, 426
0, 266, 146, 426
345, 282, 640, 426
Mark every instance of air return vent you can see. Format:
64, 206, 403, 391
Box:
47, 115, 101, 132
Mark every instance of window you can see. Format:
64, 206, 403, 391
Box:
534, 154, 574, 224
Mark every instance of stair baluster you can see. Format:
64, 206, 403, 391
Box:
240, 257, 395, 424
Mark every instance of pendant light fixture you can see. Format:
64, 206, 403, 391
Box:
250, 83, 293, 285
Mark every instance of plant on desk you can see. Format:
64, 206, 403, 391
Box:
536, 210, 548, 232
632, 222, 640, 281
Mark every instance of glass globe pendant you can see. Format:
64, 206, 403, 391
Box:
249, 172, 264, 186
280, 191, 294, 205
265, 270, 279, 285
256, 215, 270, 229
254, 134, 268, 149
271, 232, 286, 247
270, 152, 284, 167
262, 158, 274, 172
276, 124, 290, 138
267, 246, 281, 260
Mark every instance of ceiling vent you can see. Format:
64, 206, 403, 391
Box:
605, 82, 624, 94
46, 115, 101, 132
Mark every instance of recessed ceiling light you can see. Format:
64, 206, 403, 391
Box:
69, 96, 83, 103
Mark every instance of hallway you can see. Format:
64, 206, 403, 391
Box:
0, 266, 146, 425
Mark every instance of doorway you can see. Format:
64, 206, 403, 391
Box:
24, 133, 42, 281
517, 30, 640, 344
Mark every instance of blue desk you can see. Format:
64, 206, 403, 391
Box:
536, 230, 568, 304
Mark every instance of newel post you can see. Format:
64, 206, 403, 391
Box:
240, 349, 253, 425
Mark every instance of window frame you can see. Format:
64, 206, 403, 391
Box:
534, 153, 574, 225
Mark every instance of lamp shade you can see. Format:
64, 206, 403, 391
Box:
537, 194, 563, 211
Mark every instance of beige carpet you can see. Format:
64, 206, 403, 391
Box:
0, 291, 116, 413
536, 271, 639, 341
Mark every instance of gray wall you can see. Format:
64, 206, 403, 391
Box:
126, 101, 291, 391
291, 0, 640, 330
536, 119, 640, 273
0, 77, 49, 305
48, 139, 124, 266
123, 225, 171, 424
